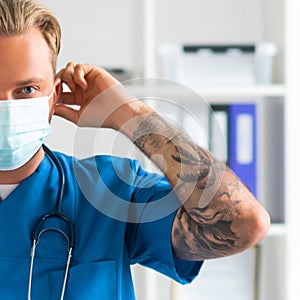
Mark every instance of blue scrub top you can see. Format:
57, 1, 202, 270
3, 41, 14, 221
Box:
0, 151, 203, 299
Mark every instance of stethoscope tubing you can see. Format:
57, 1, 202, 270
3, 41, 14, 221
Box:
28, 145, 75, 300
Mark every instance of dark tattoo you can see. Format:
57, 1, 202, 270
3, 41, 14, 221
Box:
133, 113, 217, 190
172, 203, 241, 260
132, 112, 250, 260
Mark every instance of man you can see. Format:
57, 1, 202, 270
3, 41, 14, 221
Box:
0, 0, 270, 299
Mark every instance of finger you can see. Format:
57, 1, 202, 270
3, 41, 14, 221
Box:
54, 104, 80, 124
54, 76, 62, 87
97, 67, 120, 90
56, 62, 77, 91
74, 64, 88, 90
58, 92, 77, 105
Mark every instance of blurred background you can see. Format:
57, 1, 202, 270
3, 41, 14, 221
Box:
41, 0, 300, 299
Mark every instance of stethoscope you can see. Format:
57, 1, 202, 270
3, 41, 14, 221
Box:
28, 145, 75, 300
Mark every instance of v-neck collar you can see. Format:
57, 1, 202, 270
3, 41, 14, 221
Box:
0, 155, 51, 204
0, 184, 18, 200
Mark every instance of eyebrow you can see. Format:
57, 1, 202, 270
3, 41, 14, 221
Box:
14, 77, 45, 86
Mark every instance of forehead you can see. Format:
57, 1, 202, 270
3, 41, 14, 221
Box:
0, 28, 53, 87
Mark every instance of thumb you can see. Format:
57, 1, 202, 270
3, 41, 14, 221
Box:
54, 104, 80, 125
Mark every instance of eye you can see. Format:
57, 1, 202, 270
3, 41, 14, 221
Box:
14, 86, 40, 99
22, 86, 37, 95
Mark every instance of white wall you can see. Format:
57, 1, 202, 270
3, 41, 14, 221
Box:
40, 0, 138, 72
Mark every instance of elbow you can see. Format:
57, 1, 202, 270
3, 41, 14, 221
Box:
253, 207, 271, 243
240, 207, 271, 250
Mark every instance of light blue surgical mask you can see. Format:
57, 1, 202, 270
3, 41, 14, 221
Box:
0, 91, 54, 171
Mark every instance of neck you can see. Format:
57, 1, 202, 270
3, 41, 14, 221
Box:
0, 147, 45, 184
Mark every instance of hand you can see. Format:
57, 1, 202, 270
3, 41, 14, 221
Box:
55, 62, 136, 129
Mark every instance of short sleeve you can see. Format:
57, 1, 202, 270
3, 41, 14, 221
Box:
125, 160, 203, 285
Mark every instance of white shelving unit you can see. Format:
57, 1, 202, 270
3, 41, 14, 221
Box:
136, 1, 288, 300
284, 1, 300, 299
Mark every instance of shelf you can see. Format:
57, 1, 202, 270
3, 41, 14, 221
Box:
257, 224, 285, 246
193, 84, 285, 99
267, 223, 286, 237
126, 84, 285, 103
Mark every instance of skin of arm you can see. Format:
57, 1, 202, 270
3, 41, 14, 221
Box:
55, 63, 271, 261
131, 113, 270, 260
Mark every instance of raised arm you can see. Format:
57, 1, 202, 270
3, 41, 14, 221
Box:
130, 112, 270, 260
55, 63, 271, 261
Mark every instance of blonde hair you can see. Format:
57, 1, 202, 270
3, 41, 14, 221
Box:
0, 0, 61, 70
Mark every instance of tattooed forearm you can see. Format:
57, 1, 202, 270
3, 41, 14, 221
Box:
132, 112, 269, 260
172, 206, 237, 259
133, 112, 216, 192
172, 191, 246, 260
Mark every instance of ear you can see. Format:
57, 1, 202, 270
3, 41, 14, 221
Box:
49, 77, 62, 115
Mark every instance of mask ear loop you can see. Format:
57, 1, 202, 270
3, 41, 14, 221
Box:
47, 85, 57, 117
48, 80, 61, 116
47, 86, 57, 102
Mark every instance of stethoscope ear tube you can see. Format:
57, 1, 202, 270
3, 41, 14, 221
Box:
32, 212, 75, 249
28, 230, 73, 300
